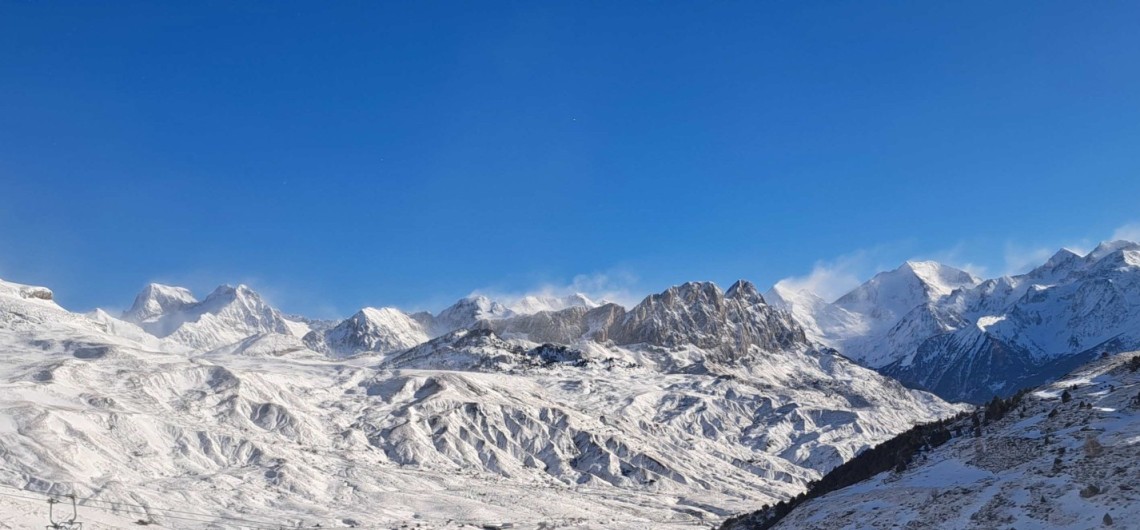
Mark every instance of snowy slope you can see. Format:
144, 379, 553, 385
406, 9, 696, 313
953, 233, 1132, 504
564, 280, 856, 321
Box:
430, 295, 515, 335
303, 307, 430, 358
0, 276, 961, 528
121, 283, 294, 350
774, 241, 1140, 402
508, 293, 599, 315
298, 294, 586, 358
723, 351, 1140, 530
770, 261, 980, 368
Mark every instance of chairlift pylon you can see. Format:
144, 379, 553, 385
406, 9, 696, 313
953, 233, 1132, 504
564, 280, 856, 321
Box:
46, 494, 83, 530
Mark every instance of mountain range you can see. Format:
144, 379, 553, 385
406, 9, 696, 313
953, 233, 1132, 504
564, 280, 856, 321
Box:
120, 239, 1140, 404
768, 240, 1140, 402
0, 273, 956, 528
1, 240, 1138, 527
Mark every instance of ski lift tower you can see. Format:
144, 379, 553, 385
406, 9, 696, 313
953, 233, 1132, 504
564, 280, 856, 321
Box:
46, 494, 83, 530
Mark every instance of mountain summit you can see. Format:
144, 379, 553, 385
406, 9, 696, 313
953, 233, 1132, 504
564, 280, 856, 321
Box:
0, 273, 961, 528
303, 306, 430, 357
776, 240, 1140, 402
122, 283, 198, 325
121, 283, 294, 349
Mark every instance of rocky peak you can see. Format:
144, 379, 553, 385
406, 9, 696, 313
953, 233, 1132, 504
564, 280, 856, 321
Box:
490, 306, 592, 344
0, 279, 57, 305
610, 281, 807, 359
1085, 240, 1140, 262
726, 279, 765, 305
204, 284, 254, 302
121, 283, 292, 348
1088, 245, 1140, 274
1044, 248, 1082, 269
835, 261, 978, 321
19, 285, 53, 301
123, 283, 198, 323
304, 306, 429, 357
431, 295, 514, 335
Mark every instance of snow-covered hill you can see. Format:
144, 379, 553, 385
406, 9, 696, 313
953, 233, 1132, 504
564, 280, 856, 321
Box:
722, 351, 1140, 530
121, 283, 296, 350
303, 306, 431, 358
771, 241, 1140, 402
767, 260, 981, 368
430, 295, 515, 335
0, 276, 960, 528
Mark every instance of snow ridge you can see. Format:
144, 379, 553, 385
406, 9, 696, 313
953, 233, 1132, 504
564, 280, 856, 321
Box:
775, 240, 1140, 403
121, 283, 293, 350
0, 275, 961, 528
303, 306, 430, 358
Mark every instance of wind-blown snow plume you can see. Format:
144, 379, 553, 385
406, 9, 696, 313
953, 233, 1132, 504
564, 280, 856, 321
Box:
771, 252, 871, 304
472, 271, 643, 313
1112, 221, 1140, 243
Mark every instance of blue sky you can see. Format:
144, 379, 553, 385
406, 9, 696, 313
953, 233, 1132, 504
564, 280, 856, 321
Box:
2, 1, 1139, 316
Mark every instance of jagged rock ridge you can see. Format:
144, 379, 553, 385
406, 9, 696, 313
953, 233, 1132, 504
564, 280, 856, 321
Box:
0, 275, 962, 528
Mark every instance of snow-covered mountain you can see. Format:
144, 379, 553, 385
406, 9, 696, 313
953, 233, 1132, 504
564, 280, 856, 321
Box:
772, 241, 1140, 403
0, 275, 961, 528
723, 351, 1140, 530
121, 283, 297, 350
768, 261, 981, 368
429, 294, 515, 335
507, 292, 600, 315
303, 306, 431, 358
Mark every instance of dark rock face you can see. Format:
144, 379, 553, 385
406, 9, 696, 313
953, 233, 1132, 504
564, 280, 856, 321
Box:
486, 281, 809, 365
582, 303, 627, 342
883, 332, 1133, 403
379, 281, 812, 373
529, 343, 586, 365
491, 306, 592, 344
488, 302, 631, 344
875, 246, 1140, 403
609, 281, 808, 360
19, 286, 54, 301
379, 328, 587, 371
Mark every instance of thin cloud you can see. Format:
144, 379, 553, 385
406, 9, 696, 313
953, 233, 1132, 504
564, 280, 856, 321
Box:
773, 250, 874, 303
1112, 222, 1140, 243
1001, 238, 1093, 276
1001, 244, 1056, 276
916, 242, 990, 279
471, 271, 643, 310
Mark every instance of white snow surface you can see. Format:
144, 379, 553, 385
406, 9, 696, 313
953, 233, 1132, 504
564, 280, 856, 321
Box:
0, 276, 962, 529
767, 352, 1140, 530
508, 293, 600, 315
770, 260, 980, 367
304, 307, 431, 358
772, 241, 1140, 402
430, 295, 515, 335
121, 283, 294, 350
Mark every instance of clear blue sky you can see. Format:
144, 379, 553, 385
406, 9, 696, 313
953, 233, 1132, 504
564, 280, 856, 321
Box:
2, 1, 1139, 316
